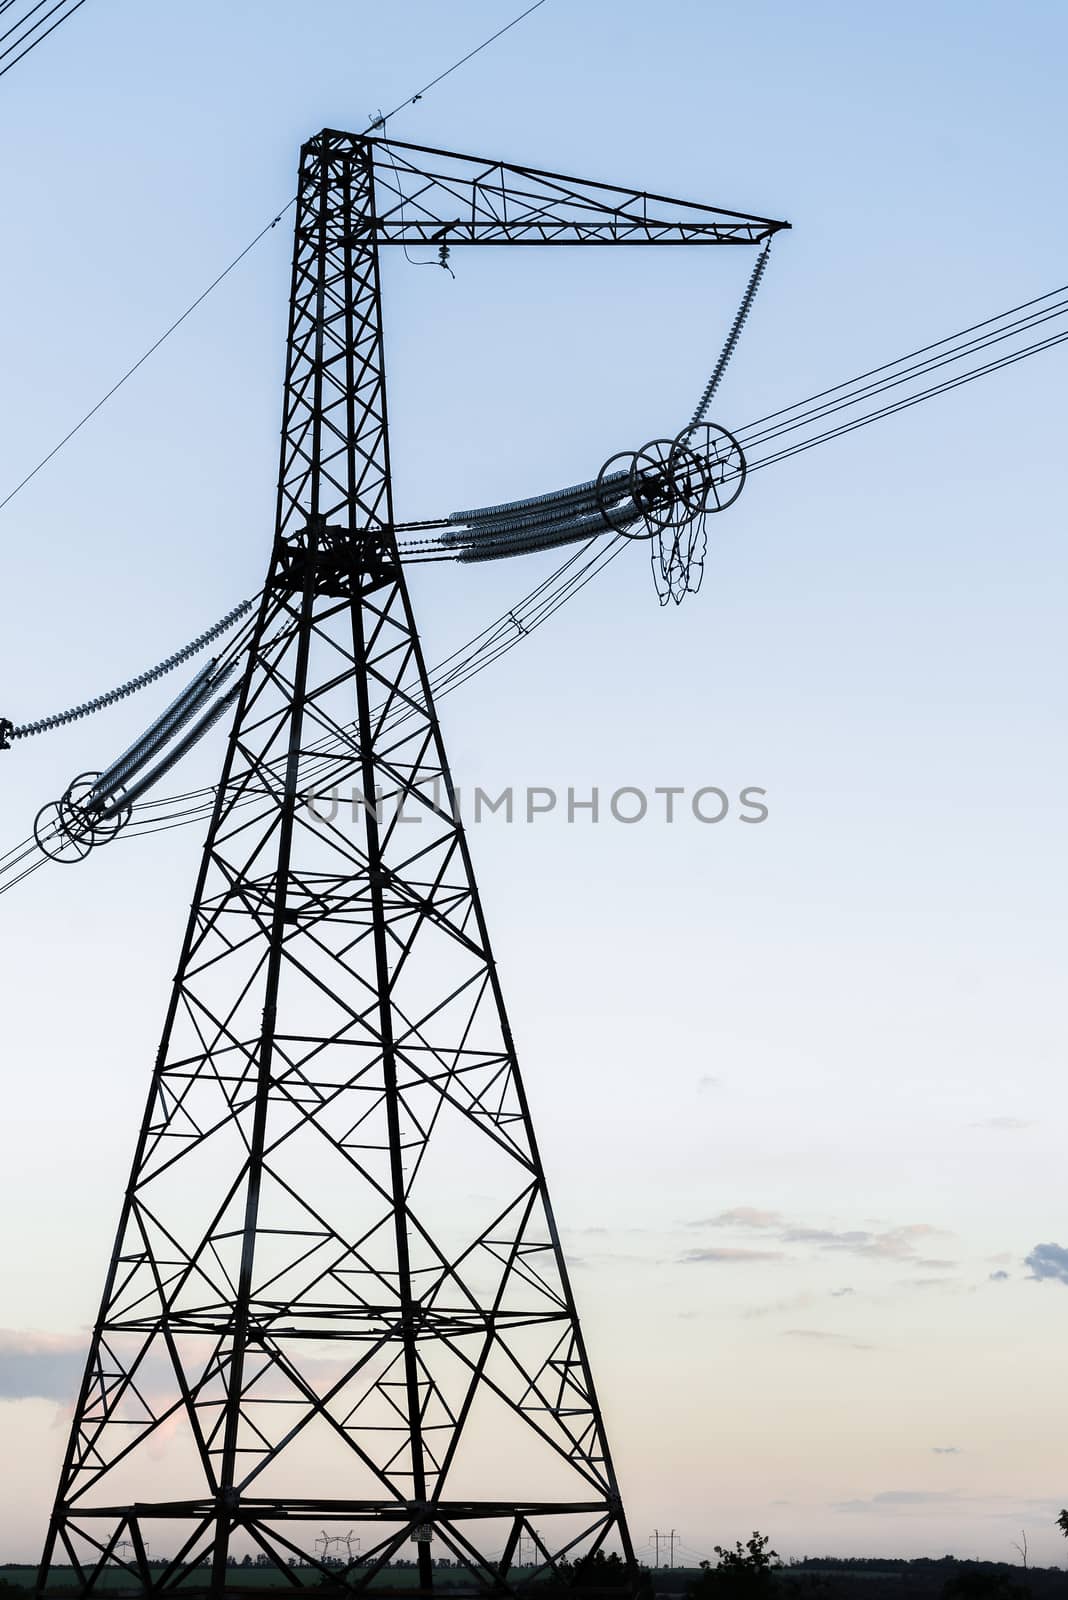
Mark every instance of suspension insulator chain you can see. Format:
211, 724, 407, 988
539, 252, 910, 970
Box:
687, 241, 772, 432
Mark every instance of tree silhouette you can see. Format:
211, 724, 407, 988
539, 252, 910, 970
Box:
690, 1533, 781, 1599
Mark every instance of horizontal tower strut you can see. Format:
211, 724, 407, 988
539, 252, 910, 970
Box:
355, 131, 789, 246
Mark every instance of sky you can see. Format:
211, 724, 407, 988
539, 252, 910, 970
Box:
1, 0, 1067, 1571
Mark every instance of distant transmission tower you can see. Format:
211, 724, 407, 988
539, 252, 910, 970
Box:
37, 130, 783, 1596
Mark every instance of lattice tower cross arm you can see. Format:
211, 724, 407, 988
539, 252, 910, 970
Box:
360, 131, 790, 245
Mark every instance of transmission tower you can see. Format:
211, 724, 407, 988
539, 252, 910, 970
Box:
37, 130, 784, 1596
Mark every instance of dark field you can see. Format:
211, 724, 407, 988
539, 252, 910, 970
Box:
1, 1571, 537, 1592
0, 1560, 1060, 1598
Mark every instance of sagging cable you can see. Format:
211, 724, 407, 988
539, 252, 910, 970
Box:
4, 597, 253, 745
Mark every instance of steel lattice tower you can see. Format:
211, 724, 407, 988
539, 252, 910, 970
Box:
38, 130, 783, 1597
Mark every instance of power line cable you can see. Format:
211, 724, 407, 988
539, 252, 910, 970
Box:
746, 322, 1068, 473
6, 298, 1064, 867
0, 535, 622, 884
736, 280, 1068, 438
16, 283, 1064, 752
394, 286, 1068, 562
2, 279, 1065, 886
0, 0, 553, 516
0, 212, 291, 515
0, 0, 57, 49
128, 541, 623, 835
0, 0, 87, 81
120, 537, 627, 842
368, 0, 548, 129
9, 598, 254, 739
122, 298, 1068, 829
736, 294, 1068, 453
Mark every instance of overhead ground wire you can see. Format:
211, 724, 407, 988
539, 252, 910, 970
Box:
0, 0, 554, 516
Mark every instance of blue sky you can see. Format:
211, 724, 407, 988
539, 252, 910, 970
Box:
1, 0, 1067, 1569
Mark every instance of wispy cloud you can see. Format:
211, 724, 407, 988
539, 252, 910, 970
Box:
743, 1287, 859, 1320
1025, 1242, 1068, 1283
570, 1249, 656, 1268
690, 1207, 783, 1230
697, 1075, 722, 1093
681, 1247, 785, 1265
837, 1490, 1061, 1521
688, 1207, 950, 1268
783, 1329, 875, 1351
932, 1447, 962, 1455
742, 1293, 815, 1320
969, 1117, 1032, 1131
835, 1490, 958, 1514
780, 1223, 947, 1261
0, 1329, 86, 1402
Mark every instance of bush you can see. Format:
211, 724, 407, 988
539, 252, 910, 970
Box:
691, 1534, 782, 1600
